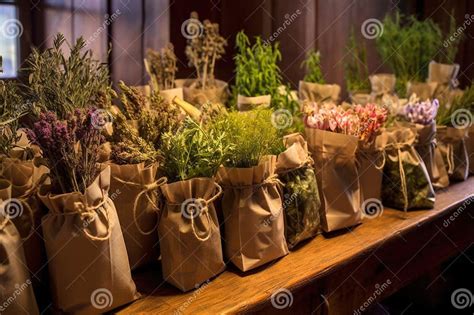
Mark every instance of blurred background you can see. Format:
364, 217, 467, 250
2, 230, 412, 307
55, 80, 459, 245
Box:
1, 0, 473, 99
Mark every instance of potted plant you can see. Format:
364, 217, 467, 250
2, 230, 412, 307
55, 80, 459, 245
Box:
176, 11, 228, 106
300, 50, 341, 103
213, 109, 289, 271
376, 12, 441, 98
144, 43, 182, 103
158, 118, 231, 291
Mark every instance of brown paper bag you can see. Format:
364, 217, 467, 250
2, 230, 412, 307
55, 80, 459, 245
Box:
304, 129, 361, 232
276, 133, 320, 249
406, 81, 438, 100
237, 94, 271, 111
39, 167, 139, 314
437, 126, 469, 181
298, 81, 341, 103
410, 123, 450, 189
428, 61, 460, 87
356, 135, 385, 204
350, 93, 371, 105
175, 79, 229, 106
108, 162, 165, 270
0, 156, 50, 309
468, 126, 474, 175
0, 179, 40, 315
216, 156, 289, 271
380, 127, 435, 211
159, 177, 225, 291
160, 87, 184, 104
370, 73, 396, 96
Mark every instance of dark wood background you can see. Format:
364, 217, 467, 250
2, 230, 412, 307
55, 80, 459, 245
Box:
20, 0, 474, 100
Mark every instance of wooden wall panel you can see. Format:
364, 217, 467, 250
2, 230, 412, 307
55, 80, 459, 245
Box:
42, 0, 73, 48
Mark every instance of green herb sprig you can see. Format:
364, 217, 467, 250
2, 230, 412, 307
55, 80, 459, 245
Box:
345, 29, 370, 93
302, 50, 325, 84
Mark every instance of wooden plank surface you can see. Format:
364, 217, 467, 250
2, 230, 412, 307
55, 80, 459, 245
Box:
118, 177, 474, 314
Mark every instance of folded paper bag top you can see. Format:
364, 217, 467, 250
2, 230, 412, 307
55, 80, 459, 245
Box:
370, 73, 396, 96
216, 156, 289, 271
38, 167, 139, 314
298, 81, 341, 102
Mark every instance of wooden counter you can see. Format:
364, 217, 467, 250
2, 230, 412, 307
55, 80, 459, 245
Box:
118, 177, 474, 314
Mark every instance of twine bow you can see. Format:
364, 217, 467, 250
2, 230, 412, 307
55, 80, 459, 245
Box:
73, 193, 111, 241
113, 176, 167, 236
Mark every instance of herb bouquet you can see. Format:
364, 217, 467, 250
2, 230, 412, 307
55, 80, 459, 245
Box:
177, 12, 229, 106
300, 50, 341, 104
213, 109, 289, 271
158, 118, 230, 291
399, 96, 450, 189
304, 103, 362, 231
275, 133, 321, 249
28, 109, 139, 313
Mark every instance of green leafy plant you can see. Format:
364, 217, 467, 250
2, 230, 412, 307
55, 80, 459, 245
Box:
376, 12, 442, 97
185, 12, 227, 89
301, 50, 325, 84
437, 84, 474, 126
212, 108, 284, 168
345, 29, 370, 93
438, 10, 462, 64
144, 43, 178, 91
233, 31, 282, 103
24, 33, 111, 119
160, 118, 232, 182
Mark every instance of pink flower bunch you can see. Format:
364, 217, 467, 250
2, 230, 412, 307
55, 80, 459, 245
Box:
27, 108, 104, 194
403, 98, 439, 125
353, 103, 388, 142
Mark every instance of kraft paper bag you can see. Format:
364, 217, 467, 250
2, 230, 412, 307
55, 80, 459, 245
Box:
304, 129, 361, 232
406, 81, 438, 100
411, 123, 450, 189
0, 179, 40, 315
350, 93, 371, 105
437, 126, 469, 182
380, 127, 435, 211
216, 156, 289, 272
108, 162, 165, 270
38, 167, 139, 314
276, 133, 320, 249
468, 126, 474, 175
0, 155, 50, 309
160, 87, 184, 104
159, 177, 225, 292
356, 135, 385, 204
298, 81, 341, 103
370, 73, 396, 103
175, 78, 229, 106
237, 94, 271, 112
428, 61, 460, 87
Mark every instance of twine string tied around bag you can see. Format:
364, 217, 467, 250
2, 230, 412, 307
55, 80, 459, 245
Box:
446, 143, 455, 174
74, 191, 111, 241
113, 176, 167, 236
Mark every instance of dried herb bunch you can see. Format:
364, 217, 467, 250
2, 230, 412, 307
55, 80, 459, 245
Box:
25, 33, 111, 119
376, 12, 442, 97
26, 109, 104, 194
118, 80, 146, 120
145, 43, 178, 91
211, 108, 283, 168
437, 84, 474, 126
185, 12, 227, 89
345, 29, 370, 93
0, 80, 28, 155
160, 118, 232, 183
302, 50, 325, 84
233, 31, 282, 102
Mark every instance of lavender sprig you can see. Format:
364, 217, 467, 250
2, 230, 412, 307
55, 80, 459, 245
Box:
403, 98, 439, 125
